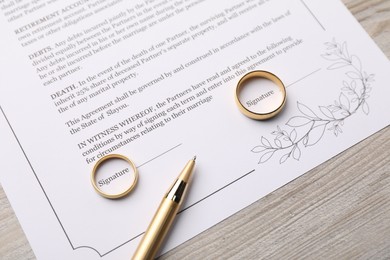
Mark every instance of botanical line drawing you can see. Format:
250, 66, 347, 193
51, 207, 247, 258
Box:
252, 39, 375, 164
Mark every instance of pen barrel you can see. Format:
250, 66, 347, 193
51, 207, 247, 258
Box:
132, 198, 180, 260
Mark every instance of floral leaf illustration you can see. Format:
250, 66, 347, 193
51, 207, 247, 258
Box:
321, 53, 340, 61
362, 101, 370, 115
279, 153, 290, 164
365, 73, 375, 82
350, 80, 356, 90
290, 129, 297, 142
305, 123, 327, 146
292, 145, 301, 161
302, 135, 309, 146
343, 80, 349, 88
328, 62, 349, 70
261, 136, 272, 148
327, 105, 341, 112
351, 55, 362, 71
341, 42, 350, 59
319, 106, 334, 119
259, 150, 276, 164
325, 41, 337, 50
286, 116, 313, 127
346, 71, 360, 79
339, 93, 350, 111
251, 145, 267, 153
252, 39, 374, 164
297, 102, 318, 119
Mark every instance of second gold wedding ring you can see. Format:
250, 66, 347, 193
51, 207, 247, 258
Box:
235, 70, 287, 120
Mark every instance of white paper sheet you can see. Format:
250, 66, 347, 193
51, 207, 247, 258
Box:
1, 0, 389, 259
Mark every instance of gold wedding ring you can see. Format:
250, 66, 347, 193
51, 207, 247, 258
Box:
235, 70, 287, 120
91, 154, 138, 199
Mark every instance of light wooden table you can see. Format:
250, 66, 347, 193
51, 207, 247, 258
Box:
1, 0, 389, 259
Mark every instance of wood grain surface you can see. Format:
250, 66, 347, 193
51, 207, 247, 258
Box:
1, 0, 389, 259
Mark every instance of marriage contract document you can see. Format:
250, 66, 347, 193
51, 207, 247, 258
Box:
1, 0, 389, 259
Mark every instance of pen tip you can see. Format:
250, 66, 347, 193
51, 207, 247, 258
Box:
193, 156, 197, 161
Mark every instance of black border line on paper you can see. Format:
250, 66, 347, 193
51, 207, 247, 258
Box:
1, 105, 258, 257
0, 1, 327, 257
0, 61, 319, 255
99, 168, 258, 257
300, 0, 326, 31
179, 169, 256, 213
0, 106, 76, 250
0, 104, 186, 257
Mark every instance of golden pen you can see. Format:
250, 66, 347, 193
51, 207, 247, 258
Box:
132, 156, 196, 260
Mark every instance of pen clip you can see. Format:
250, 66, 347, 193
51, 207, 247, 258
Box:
166, 179, 186, 203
